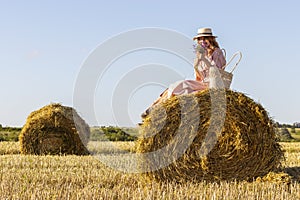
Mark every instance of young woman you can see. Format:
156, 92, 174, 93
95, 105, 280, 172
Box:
193, 28, 226, 81
141, 28, 226, 118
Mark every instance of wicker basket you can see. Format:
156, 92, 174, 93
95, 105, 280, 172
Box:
220, 51, 242, 89
219, 69, 233, 89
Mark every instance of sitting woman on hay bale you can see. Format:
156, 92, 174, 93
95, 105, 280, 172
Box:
141, 27, 226, 118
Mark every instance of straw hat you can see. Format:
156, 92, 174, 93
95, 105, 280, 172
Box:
193, 27, 217, 40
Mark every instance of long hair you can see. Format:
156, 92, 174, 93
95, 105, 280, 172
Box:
206, 36, 220, 55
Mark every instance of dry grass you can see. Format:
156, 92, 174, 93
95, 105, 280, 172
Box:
0, 141, 20, 155
88, 141, 137, 154
0, 141, 136, 155
0, 141, 300, 199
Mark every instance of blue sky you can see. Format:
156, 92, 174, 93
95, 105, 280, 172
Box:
0, 1, 299, 127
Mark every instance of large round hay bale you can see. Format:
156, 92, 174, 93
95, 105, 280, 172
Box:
19, 103, 90, 155
137, 89, 283, 182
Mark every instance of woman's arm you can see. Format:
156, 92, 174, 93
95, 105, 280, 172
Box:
194, 52, 211, 81
212, 48, 226, 69
194, 66, 204, 81
194, 56, 203, 81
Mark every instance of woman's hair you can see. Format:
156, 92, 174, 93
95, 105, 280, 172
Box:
206, 36, 220, 48
205, 36, 220, 55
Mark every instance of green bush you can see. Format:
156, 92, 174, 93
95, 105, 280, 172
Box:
0, 125, 137, 142
0, 126, 22, 141
90, 128, 107, 141
0, 131, 20, 142
90, 126, 137, 141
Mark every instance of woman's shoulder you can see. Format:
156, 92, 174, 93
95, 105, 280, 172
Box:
212, 48, 225, 57
213, 47, 223, 53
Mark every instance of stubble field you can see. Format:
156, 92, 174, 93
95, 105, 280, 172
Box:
0, 141, 299, 199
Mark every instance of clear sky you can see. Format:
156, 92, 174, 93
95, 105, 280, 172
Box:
1, 0, 299, 127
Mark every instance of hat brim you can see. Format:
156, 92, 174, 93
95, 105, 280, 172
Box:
193, 34, 217, 40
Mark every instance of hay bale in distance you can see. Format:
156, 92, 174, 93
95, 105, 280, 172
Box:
137, 89, 283, 182
275, 128, 294, 141
19, 103, 90, 155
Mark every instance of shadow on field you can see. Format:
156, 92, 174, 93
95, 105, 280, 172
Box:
284, 167, 300, 182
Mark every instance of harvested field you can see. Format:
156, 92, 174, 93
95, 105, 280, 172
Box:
0, 141, 299, 199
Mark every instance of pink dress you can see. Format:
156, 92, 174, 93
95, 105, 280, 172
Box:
167, 48, 226, 97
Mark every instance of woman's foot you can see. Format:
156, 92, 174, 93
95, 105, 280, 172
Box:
141, 107, 151, 118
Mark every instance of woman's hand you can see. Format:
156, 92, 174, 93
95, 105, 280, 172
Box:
196, 51, 204, 59
196, 44, 206, 54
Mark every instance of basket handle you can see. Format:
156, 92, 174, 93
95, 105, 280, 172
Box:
222, 48, 227, 59
223, 51, 242, 73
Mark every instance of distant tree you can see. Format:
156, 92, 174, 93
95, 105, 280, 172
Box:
293, 122, 300, 128
0, 124, 2, 130
279, 123, 293, 128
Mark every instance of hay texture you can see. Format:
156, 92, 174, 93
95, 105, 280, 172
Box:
137, 89, 283, 182
19, 103, 90, 155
